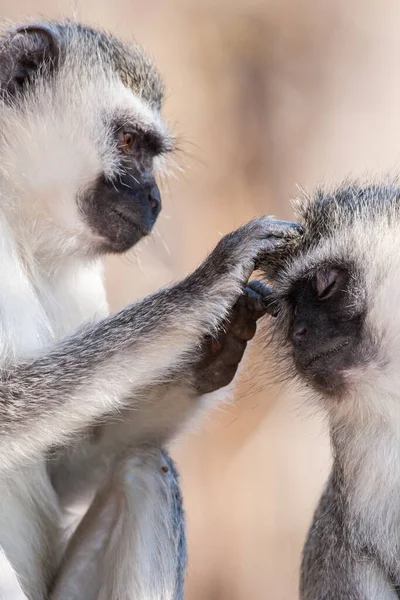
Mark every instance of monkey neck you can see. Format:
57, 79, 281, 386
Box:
0, 209, 108, 360
330, 390, 400, 475
330, 396, 400, 557
0, 167, 101, 266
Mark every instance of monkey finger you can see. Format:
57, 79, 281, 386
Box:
232, 283, 275, 322
230, 289, 264, 322
253, 221, 302, 269
242, 286, 268, 314
200, 282, 272, 361
246, 280, 280, 317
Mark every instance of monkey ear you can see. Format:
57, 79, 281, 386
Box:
1, 24, 61, 97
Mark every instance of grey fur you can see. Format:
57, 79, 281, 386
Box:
300, 468, 399, 600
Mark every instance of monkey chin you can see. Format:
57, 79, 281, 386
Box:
97, 226, 150, 255
304, 370, 347, 398
296, 341, 359, 398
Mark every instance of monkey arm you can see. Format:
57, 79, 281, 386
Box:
49, 280, 274, 509
0, 217, 297, 468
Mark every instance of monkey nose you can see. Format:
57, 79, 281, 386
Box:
293, 322, 308, 343
148, 185, 161, 217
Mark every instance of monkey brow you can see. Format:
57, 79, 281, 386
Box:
140, 128, 174, 155
112, 117, 174, 155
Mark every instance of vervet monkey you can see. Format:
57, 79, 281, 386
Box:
260, 181, 400, 599
0, 19, 298, 600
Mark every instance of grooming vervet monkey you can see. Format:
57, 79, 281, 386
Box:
0, 19, 299, 600
258, 180, 400, 600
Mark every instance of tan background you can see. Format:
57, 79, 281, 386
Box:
2, 1, 400, 598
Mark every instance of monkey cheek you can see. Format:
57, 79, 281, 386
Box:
78, 176, 160, 254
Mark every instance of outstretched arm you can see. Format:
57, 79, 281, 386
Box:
0, 217, 298, 468
50, 279, 275, 508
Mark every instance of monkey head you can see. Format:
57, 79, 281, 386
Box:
0, 21, 172, 256
259, 181, 400, 406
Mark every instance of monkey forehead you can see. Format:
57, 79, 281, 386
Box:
270, 224, 400, 322
260, 179, 400, 282
271, 230, 361, 297
0, 21, 172, 151
3, 20, 165, 111
293, 179, 400, 244
266, 179, 400, 285
64, 23, 165, 111
102, 79, 170, 138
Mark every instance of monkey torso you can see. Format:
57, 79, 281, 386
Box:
301, 405, 400, 599
0, 222, 108, 598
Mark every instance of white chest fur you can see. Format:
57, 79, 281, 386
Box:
0, 218, 108, 598
334, 399, 400, 571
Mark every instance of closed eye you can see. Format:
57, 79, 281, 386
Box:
313, 268, 345, 300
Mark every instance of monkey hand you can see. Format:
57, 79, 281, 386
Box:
190, 281, 276, 395
190, 217, 300, 298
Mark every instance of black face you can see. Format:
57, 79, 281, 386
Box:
287, 265, 365, 394
80, 127, 164, 254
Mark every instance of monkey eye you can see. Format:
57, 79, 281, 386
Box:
118, 131, 136, 153
313, 268, 342, 300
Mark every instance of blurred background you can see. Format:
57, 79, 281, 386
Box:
3, 0, 400, 597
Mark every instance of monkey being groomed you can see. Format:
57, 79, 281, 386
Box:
0, 18, 301, 600
259, 180, 400, 600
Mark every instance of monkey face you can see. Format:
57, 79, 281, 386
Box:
78, 125, 168, 253
259, 181, 400, 398
277, 264, 366, 395
0, 23, 173, 256
80, 172, 161, 254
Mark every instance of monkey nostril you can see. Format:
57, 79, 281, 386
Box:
149, 194, 159, 212
293, 325, 308, 342
148, 186, 161, 215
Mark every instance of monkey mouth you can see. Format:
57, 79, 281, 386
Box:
93, 207, 152, 254
112, 207, 149, 236
304, 341, 350, 370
